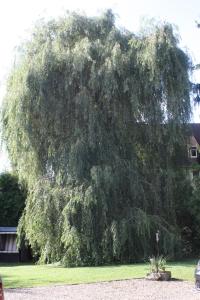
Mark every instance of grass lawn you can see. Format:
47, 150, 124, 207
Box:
0, 260, 197, 288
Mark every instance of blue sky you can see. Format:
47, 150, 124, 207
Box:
0, 0, 200, 171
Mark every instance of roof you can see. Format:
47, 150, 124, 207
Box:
190, 123, 200, 145
0, 227, 17, 233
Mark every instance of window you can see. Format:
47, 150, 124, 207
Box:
0, 234, 18, 253
190, 147, 198, 158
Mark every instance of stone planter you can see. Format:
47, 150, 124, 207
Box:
159, 271, 171, 281
146, 271, 171, 281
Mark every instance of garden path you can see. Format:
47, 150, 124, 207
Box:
4, 278, 200, 299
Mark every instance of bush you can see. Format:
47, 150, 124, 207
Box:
0, 172, 26, 226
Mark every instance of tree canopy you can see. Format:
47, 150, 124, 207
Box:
2, 11, 191, 265
0, 172, 26, 226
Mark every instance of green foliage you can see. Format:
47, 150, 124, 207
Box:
178, 175, 200, 256
149, 255, 167, 273
2, 11, 191, 265
0, 172, 26, 226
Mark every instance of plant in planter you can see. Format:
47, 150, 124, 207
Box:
146, 255, 171, 281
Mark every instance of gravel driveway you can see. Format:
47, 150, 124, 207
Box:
4, 279, 200, 300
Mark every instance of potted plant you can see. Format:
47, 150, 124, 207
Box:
146, 255, 171, 281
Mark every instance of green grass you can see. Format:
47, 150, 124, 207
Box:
0, 260, 197, 288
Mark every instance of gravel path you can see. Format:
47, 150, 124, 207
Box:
4, 279, 200, 300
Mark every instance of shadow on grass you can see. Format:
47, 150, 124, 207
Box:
0, 263, 34, 268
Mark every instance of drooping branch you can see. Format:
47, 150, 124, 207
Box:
2, 11, 191, 265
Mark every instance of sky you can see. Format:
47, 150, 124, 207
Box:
0, 0, 200, 172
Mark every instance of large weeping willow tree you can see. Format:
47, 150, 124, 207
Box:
2, 11, 191, 265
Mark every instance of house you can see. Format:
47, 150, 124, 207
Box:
188, 123, 200, 179
0, 227, 19, 262
0, 227, 31, 263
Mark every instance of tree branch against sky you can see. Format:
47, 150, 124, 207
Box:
0, 0, 200, 88
0, 0, 200, 171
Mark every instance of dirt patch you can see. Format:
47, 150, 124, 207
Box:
4, 279, 200, 300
